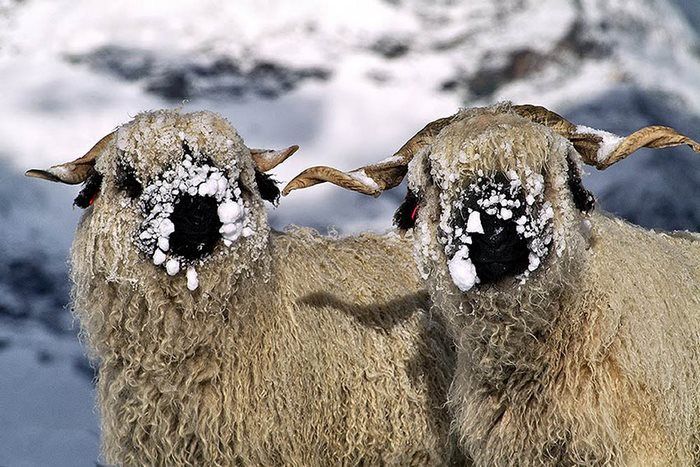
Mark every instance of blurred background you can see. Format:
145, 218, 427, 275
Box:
0, 0, 698, 464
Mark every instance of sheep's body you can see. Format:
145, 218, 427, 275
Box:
443, 211, 700, 465
282, 103, 700, 465
71, 213, 457, 464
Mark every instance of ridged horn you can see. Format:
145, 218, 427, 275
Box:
512, 104, 700, 168
25, 132, 116, 184
282, 116, 455, 197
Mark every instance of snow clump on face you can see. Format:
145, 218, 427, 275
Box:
134, 140, 253, 291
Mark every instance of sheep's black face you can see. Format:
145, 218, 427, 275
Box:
450, 179, 530, 284
131, 141, 257, 289
438, 170, 554, 292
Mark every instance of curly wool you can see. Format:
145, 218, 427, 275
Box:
408, 106, 700, 466
70, 110, 459, 465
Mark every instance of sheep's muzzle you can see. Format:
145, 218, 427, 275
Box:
169, 194, 223, 260
464, 211, 529, 283
443, 172, 543, 290
452, 191, 529, 284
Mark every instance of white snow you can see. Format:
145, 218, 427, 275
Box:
447, 247, 478, 292
575, 125, 625, 163
186, 266, 199, 291
349, 169, 380, 193
158, 218, 175, 237
465, 210, 484, 234
157, 236, 169, 252
528, 252, 541, 271
218, 200, 242, 223
165, 258, 180, 276
152, 249, 166, 266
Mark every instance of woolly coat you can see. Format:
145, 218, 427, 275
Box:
444, 212, 700, 466
72, 224, 461, 465
68, 110, 458, 465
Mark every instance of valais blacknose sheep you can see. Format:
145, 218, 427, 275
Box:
27, 110, 459, 465
284, 103, 700, 465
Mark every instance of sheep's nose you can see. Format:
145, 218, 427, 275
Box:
169, 194, 222, 260
469, 214, 529, 283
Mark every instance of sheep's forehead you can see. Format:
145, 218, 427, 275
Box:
428, 113, 553, 182
109, 110, 251, 180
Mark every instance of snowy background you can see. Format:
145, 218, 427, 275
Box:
1, 0, 699, 464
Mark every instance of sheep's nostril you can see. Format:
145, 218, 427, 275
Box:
169, 194, 223, 260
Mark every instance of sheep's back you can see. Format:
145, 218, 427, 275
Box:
258, 228, 457, 464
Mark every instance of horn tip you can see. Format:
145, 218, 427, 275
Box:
25, 169, 60, 182
281, 182, 299, 197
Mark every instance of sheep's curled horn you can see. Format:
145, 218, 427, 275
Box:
281, 116, 456, 197
282, 105, 700, 197
25, 131, 299, 185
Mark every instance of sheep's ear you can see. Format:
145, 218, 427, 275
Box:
25, 132, 116, 184
250, 145, 299, 172
511, 105, 700, 169
282, 116, 456, 197
393, 190, 420, 231
565, 154, 595, 213
254, 170, 281, 205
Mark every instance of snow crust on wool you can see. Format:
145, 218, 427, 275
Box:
133, 132, 252, 291
575, 125, 624, 163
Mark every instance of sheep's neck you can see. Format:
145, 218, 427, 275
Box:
456, 280, 599, 395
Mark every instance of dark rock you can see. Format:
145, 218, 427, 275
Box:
70, 46, 331, 101
371, 37, 410, 59
441, 19, 610, 99
66, 45, 155, 81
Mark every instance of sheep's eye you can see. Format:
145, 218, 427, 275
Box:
566, 155, 595, 212
74, 172, 103, 209
393, 189, 421, 230
116, 161, 143, 199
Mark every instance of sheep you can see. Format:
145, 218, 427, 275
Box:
282, 102, 700, 466
26, 109, 461, 465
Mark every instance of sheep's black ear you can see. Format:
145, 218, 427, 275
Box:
566, 154, 595, 213
254, 170, 281, 205
393, 190, 420, 230
74, 172, 103, 209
